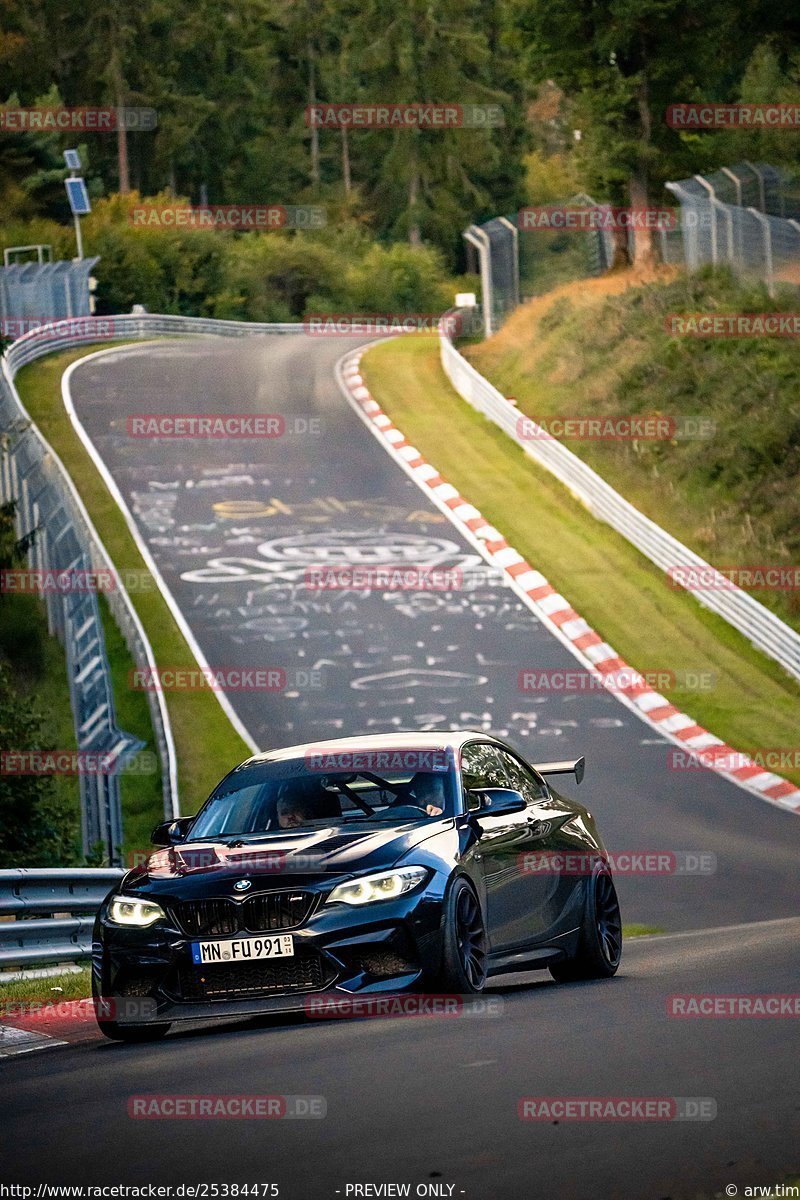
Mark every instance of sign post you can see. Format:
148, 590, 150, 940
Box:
64, 150, 91, 260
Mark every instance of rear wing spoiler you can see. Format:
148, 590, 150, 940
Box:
534, 757, 585, 786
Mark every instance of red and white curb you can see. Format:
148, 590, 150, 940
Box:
337, 348, 800, 816
0, 1024, 68, 1058
0, 998, 102, 1056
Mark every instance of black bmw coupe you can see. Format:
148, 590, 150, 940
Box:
93, 732, 622, 1040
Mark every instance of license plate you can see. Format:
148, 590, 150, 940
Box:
191, 934, 294, 965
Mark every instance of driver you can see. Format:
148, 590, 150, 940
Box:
276, 793, 317, 829
412, 774, 445, 817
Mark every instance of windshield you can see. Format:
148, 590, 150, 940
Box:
188, 756, 457, 840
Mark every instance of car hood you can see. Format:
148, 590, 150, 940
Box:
124, 820, 451, 898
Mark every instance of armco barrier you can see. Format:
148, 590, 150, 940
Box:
3, 313, 304, 374
439, 331, 800, 685
1, 315, 307, 861
0, 868, 124, 967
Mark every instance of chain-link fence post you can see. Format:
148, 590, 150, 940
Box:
693, 176, 718, 263
712, 198, 735, 267
496, 217, 520, 309
744, 161, 766, 213
747, 208, 775, 296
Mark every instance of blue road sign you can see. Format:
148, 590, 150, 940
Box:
65, 177, 91, 215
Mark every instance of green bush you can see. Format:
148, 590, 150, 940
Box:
0, 504, 81, 866
0, 195, 464, 323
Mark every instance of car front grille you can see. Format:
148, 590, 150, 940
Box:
175, 948, 335, 1001
173, 892, 315, 937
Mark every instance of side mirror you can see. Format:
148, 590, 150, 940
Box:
467, 787, 527, 817
150, 816, 194, 847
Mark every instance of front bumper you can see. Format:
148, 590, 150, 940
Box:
93, 886, 445, 1027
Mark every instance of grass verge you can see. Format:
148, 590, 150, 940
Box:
0, 966, 92, 1004
0, 582, 82, 863
97, 595, 163, 859
467, 267, 800, 633
14, 344, 250, 840
360, 336, 800, 787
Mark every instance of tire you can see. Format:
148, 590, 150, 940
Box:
549, 863, 622, 983
437, 877, 489, 993
97, 1019, 171, 1043
92, 973, 171, 1041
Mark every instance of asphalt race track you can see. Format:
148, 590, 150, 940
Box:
3, 334, 797, 1199
2, 919, 798, 1198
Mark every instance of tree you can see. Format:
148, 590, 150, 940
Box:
519, 0, 789, 265
717, 42, 800, 174
0, 503, 79, 867
1, 0, 529, 262
0, 665, 80, 866
336, 0, 524, 256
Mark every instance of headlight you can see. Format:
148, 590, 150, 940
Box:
326, 867, 429, 907
108, 894, 166, 927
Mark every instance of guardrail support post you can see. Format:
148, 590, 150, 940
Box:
464, 226, 494, 338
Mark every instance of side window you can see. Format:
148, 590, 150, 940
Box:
499, 752, 549, 804
461, 743, 511, 810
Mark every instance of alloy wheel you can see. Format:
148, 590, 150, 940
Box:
595, 871, 622, 967
455, 886, 488, 989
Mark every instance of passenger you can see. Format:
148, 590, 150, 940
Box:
412, 774, 446, 817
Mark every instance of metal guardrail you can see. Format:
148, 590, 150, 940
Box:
2, 357, 148, 861
439, 331, 800, 685
1, 314, 308, 862
0, 868, 124, 967
4, 314, 306, 374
